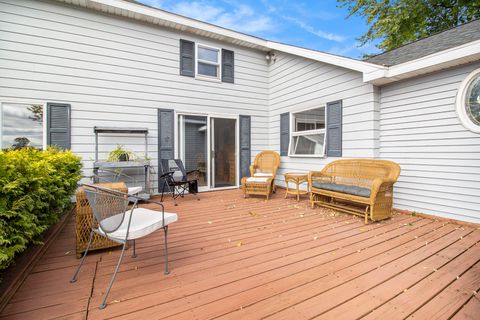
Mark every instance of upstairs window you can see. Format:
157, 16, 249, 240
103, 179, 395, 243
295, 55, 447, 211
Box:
0, 102, 44, 149
289, 106, 326, 156
197, 45, 220, 79
180, 39, 234, 83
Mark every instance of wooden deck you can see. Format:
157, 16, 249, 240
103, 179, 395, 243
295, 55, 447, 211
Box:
1, 189, 479, 320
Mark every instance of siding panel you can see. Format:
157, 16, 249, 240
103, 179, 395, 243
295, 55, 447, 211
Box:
268, 51, 378, 186
0, 0, 269, 191
379, 62, 480, 223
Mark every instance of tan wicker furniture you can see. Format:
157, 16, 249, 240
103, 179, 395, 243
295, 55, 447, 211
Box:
284, 172, 309, 202
309, 159, 401, 224
75, 182, 127, 258
241, 176, 273, 200
249, 150, 280, 192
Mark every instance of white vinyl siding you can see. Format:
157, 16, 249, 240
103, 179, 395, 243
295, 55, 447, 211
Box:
268, 52, 379, 186
0, 0, 269, 190
379, 61, 480, 223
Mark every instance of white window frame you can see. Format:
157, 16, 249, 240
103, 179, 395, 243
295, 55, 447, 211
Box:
0, 101, 47, 150
456, 67, 480, 133
195, 43, 221, 81
288, 105, 327, 158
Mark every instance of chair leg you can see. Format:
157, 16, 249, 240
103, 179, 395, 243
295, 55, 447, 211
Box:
132, 239, 137, 258
70, 230, 94, 283
160, 181, 166, 202
99, 241, 127, 310
163, 226, 170, 275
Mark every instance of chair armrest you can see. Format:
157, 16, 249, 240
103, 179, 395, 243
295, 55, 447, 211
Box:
159, 171, 175, 179
249, 165, 257, 177
370, 178, 395, 201
308, 171, 328, 183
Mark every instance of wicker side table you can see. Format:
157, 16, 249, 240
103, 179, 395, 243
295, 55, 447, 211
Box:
75, 182, 127, 258
284, 173, 309, 202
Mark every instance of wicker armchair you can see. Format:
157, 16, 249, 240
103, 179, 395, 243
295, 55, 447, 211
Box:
249, 151, 280, 191
309, 159, 401, 224
75, 182, 127, 258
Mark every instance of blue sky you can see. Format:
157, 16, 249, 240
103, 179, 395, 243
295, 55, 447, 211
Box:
137, 0, 382, 59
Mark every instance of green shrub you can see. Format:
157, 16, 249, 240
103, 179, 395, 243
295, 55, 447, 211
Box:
0, 147, 82, 270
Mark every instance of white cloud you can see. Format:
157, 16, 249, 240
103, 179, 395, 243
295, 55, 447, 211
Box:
259, 0, 346, 43
280, 15, 346, 43
149, 1, 276, 34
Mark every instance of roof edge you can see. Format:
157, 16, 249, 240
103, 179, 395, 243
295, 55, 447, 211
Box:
56, 0, 385, 73
364, 39, 480, 85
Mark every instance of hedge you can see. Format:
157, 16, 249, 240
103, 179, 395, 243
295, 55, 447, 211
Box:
0, 148, 82, 270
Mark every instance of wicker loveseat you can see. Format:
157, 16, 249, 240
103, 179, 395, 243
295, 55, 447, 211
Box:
309, 159, 401, 223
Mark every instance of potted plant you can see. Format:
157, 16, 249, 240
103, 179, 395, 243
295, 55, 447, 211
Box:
107, 145, 135, 162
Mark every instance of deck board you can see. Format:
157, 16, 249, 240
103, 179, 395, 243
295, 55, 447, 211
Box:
0, 189, 478, 320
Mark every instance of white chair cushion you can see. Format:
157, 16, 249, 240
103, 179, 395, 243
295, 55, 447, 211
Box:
96, 208, 178, 241
127, 186, 143, 195
254, 173, 273, 177
246, 177, 270, 183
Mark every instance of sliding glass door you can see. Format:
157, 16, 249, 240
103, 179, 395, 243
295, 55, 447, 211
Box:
178, 114, 238, 190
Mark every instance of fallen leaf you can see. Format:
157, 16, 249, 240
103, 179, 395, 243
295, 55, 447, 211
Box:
313, 236, 318, 240
207, 221, 213, 224
64, 251, 70, 255
112, 300, 121, 304
236, 241, 243, 247
403, 289, 408, 293
249, 211, 257, 217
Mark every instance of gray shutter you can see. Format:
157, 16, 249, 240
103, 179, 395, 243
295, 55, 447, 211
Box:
46, 102, 71, 149
180, 39, 195, 77
221, 49, 234, 83
280, 112, 289, 156
239, 115, 251, 178
326, 100, 342, 157
158, 109, 175, 192
158, 109, 175, 160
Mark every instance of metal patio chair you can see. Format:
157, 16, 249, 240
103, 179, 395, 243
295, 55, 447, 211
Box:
159, 159, 200, 206
70, 184, 178, 309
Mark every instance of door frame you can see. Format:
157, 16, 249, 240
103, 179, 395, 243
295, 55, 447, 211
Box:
175, 111, 239, 191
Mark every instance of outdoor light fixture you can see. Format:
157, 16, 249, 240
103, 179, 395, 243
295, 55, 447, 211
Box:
265, 51, 276, 62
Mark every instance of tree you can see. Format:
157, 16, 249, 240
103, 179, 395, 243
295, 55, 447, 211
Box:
338, 0, 480, 52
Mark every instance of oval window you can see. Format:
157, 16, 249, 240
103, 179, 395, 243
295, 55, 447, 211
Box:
457, 68, 480, 133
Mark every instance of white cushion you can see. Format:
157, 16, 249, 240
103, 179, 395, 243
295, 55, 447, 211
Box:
127, 186, 143, 195
254, 172, 273, 177
246, 177, 269, 183
96, 208, 178, 241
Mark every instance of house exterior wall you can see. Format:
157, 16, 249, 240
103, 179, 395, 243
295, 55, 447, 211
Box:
0, 0, 269, 190
267, 51, 379, 186
379, 61, 480, 223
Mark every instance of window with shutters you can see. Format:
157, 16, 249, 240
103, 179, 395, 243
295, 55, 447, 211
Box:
196, 44, 220, 79
289, 106, 327, 157
0, 102, 45, 149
